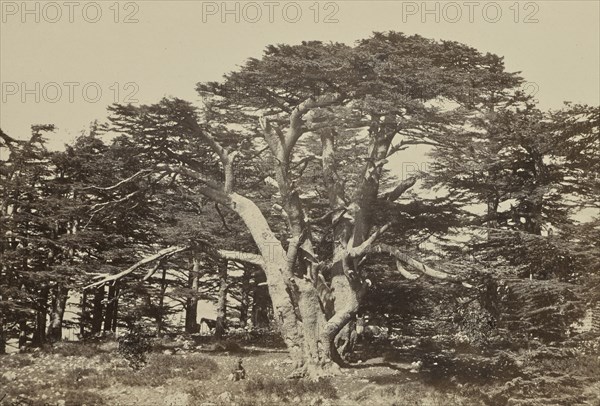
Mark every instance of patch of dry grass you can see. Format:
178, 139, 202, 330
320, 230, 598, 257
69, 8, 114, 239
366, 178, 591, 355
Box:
106, 353, 219, 386
244, 376, 338, 400
0, 339, 598, 406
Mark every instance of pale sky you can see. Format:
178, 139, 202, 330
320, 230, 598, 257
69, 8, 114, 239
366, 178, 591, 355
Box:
1, 0, 599, 151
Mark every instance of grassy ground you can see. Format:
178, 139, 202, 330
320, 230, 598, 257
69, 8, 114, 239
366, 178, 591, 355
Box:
0, 338, 599, 406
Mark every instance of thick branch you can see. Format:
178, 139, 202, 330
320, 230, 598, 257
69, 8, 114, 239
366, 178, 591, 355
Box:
142, 260, 163, 281
217, 250, 265, 267
395, 260, 420, 280
85, 246, 189, 289
175, 167, 230, 205
366, 243, 472, 287
382, 176, 417, 201
286, 93, 342, 153
347, 223, 390, 257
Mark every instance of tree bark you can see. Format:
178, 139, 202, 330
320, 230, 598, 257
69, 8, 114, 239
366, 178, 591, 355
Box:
90, 287, 104, 334
239, 268, 250, 329
80, 290, 87, 338
227, 193, 305, 369
215, 260, 228, 339
32, 287, 48, 346
185, 257, 200, 334
103, 283, 119, 333
0, 312, 6, 354
156, 267, 168, 336
47, 284, 69, 342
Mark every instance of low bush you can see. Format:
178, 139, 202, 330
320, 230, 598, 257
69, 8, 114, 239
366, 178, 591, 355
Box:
118, 323, 152, 370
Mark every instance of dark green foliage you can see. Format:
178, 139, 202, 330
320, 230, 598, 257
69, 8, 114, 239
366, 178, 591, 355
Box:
496, 279, 586, 342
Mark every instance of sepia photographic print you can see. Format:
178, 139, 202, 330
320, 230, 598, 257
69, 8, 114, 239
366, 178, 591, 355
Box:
1, 1, 599, 405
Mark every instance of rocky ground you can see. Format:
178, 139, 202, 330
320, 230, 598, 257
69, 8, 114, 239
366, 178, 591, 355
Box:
0, 337, 599, 406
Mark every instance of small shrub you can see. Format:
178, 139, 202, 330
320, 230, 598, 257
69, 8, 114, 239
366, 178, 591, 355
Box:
98, 352, 112, 364
118, 323, 152, 370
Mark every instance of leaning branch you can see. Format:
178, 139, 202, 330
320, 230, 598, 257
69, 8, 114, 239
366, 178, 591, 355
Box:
84, 170, 152, 191
85, 246, 189, 289
382, 177, 417, 201
395, 260, 420, 280
348, 223, 390, 257
217, 250, 265, 267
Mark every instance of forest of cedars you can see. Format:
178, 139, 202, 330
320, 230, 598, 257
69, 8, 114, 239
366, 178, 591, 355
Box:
1, 33, 598, 392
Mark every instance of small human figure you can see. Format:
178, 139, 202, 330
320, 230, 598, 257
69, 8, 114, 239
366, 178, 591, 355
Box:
228, 358, 246, 381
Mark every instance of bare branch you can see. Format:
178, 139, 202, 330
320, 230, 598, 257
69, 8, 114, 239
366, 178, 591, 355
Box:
142, 259, 164, 281
85, 246, 189, 289
84, 170, 152, 191
89, 191, 140, 213
285, 235, 303, 274
217, 249, 265, 267
382, 177, 417, 201
395, 260, 420, 280
366, 243, 473, 287
348, 223, 390, 257
286, 93, 343, 153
